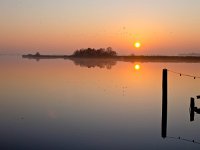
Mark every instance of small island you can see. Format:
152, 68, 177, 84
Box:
22, 52, 69, 59
22, 47, 117, 59
22, 47, 200, 63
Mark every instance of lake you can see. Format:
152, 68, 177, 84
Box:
0, 56, 200, 150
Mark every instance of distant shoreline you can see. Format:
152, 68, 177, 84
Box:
22, 54, 70, 59
22, 54, 200, 63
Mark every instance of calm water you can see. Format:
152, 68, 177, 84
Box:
0, 56, 200, 150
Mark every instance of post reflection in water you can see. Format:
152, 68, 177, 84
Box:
190, 96, 200, 122
161, 101, 167, 138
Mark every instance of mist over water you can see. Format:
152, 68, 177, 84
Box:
0, 56, 200, 149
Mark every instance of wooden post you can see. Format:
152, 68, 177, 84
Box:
162, 69, 168, 138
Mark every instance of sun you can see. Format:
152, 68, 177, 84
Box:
134, 42, 141, 48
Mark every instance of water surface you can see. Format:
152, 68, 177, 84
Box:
0, 56, 200, 149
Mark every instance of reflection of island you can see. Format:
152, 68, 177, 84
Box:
69, 58, 117, 69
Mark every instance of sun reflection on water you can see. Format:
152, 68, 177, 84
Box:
134, 64, 141, 70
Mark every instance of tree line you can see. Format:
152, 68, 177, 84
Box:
73, 47, 117, 57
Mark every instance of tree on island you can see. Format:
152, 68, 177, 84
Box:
73, 47, 117, 57
35, 52, 40, 56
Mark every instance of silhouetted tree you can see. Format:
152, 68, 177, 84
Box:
35, 52, 40, 56
72, 47, 117, 57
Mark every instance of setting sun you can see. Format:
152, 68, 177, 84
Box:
134, 42, 141, 48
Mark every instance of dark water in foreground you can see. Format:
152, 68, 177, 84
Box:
0, 56, 200, 150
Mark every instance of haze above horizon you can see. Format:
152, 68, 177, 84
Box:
0, 0, 200, 55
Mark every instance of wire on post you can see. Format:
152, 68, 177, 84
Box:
167, 69, 200, 79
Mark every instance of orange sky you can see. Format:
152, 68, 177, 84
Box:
0, 0, 200, 55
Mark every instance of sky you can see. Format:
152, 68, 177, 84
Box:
0, 0, 200, 55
